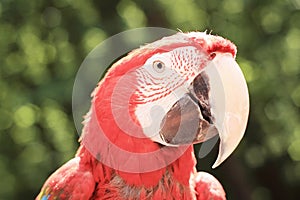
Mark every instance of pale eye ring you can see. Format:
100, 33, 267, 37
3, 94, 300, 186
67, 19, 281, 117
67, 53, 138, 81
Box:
152, 60, 165, 73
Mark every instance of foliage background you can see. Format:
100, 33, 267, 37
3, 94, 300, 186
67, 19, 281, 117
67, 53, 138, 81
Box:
0, 0, 300, 199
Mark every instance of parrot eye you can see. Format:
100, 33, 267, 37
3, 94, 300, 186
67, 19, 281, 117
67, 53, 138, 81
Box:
152, 60, 166, 73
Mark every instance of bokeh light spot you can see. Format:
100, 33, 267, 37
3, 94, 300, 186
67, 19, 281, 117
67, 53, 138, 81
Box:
117, 0, 147, 28
222, 0, 244, 14
285, 28, 300, 50
82, 28, 107, 53
260, 9, 283, 33
288, 140, 300, 161
11, 126, 38, 145
14, 104, 39, 128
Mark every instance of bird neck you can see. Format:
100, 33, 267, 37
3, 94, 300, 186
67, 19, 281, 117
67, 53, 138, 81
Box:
80, 106, 197, 186
76, 143, 197, 199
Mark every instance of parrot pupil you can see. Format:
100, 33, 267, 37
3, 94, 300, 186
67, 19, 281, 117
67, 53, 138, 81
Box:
153, 60, 165, 72
157, 62, 163, 69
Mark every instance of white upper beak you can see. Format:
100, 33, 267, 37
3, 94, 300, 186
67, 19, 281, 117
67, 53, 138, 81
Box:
203, 53, 250, 168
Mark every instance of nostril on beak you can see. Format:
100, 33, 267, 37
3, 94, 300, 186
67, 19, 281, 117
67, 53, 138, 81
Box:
209, 52, 216, 60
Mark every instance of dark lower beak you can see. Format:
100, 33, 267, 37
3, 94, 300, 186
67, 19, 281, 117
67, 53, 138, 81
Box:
159, 72, 218, 145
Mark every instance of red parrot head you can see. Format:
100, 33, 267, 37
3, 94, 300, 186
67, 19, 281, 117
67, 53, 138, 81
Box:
83, 31, 249, 171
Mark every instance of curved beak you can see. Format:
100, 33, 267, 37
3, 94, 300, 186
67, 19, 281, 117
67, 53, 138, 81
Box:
204, 53, 249, 168
158, 53, 249, 168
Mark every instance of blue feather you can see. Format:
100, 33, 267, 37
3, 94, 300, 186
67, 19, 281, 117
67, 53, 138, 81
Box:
41, 195, 50, 200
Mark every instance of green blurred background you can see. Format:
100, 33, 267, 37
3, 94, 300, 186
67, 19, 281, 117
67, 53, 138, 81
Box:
0, 0, 300, 199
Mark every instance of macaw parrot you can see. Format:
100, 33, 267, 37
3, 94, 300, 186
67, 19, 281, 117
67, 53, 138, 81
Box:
36, 31, 249, 200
